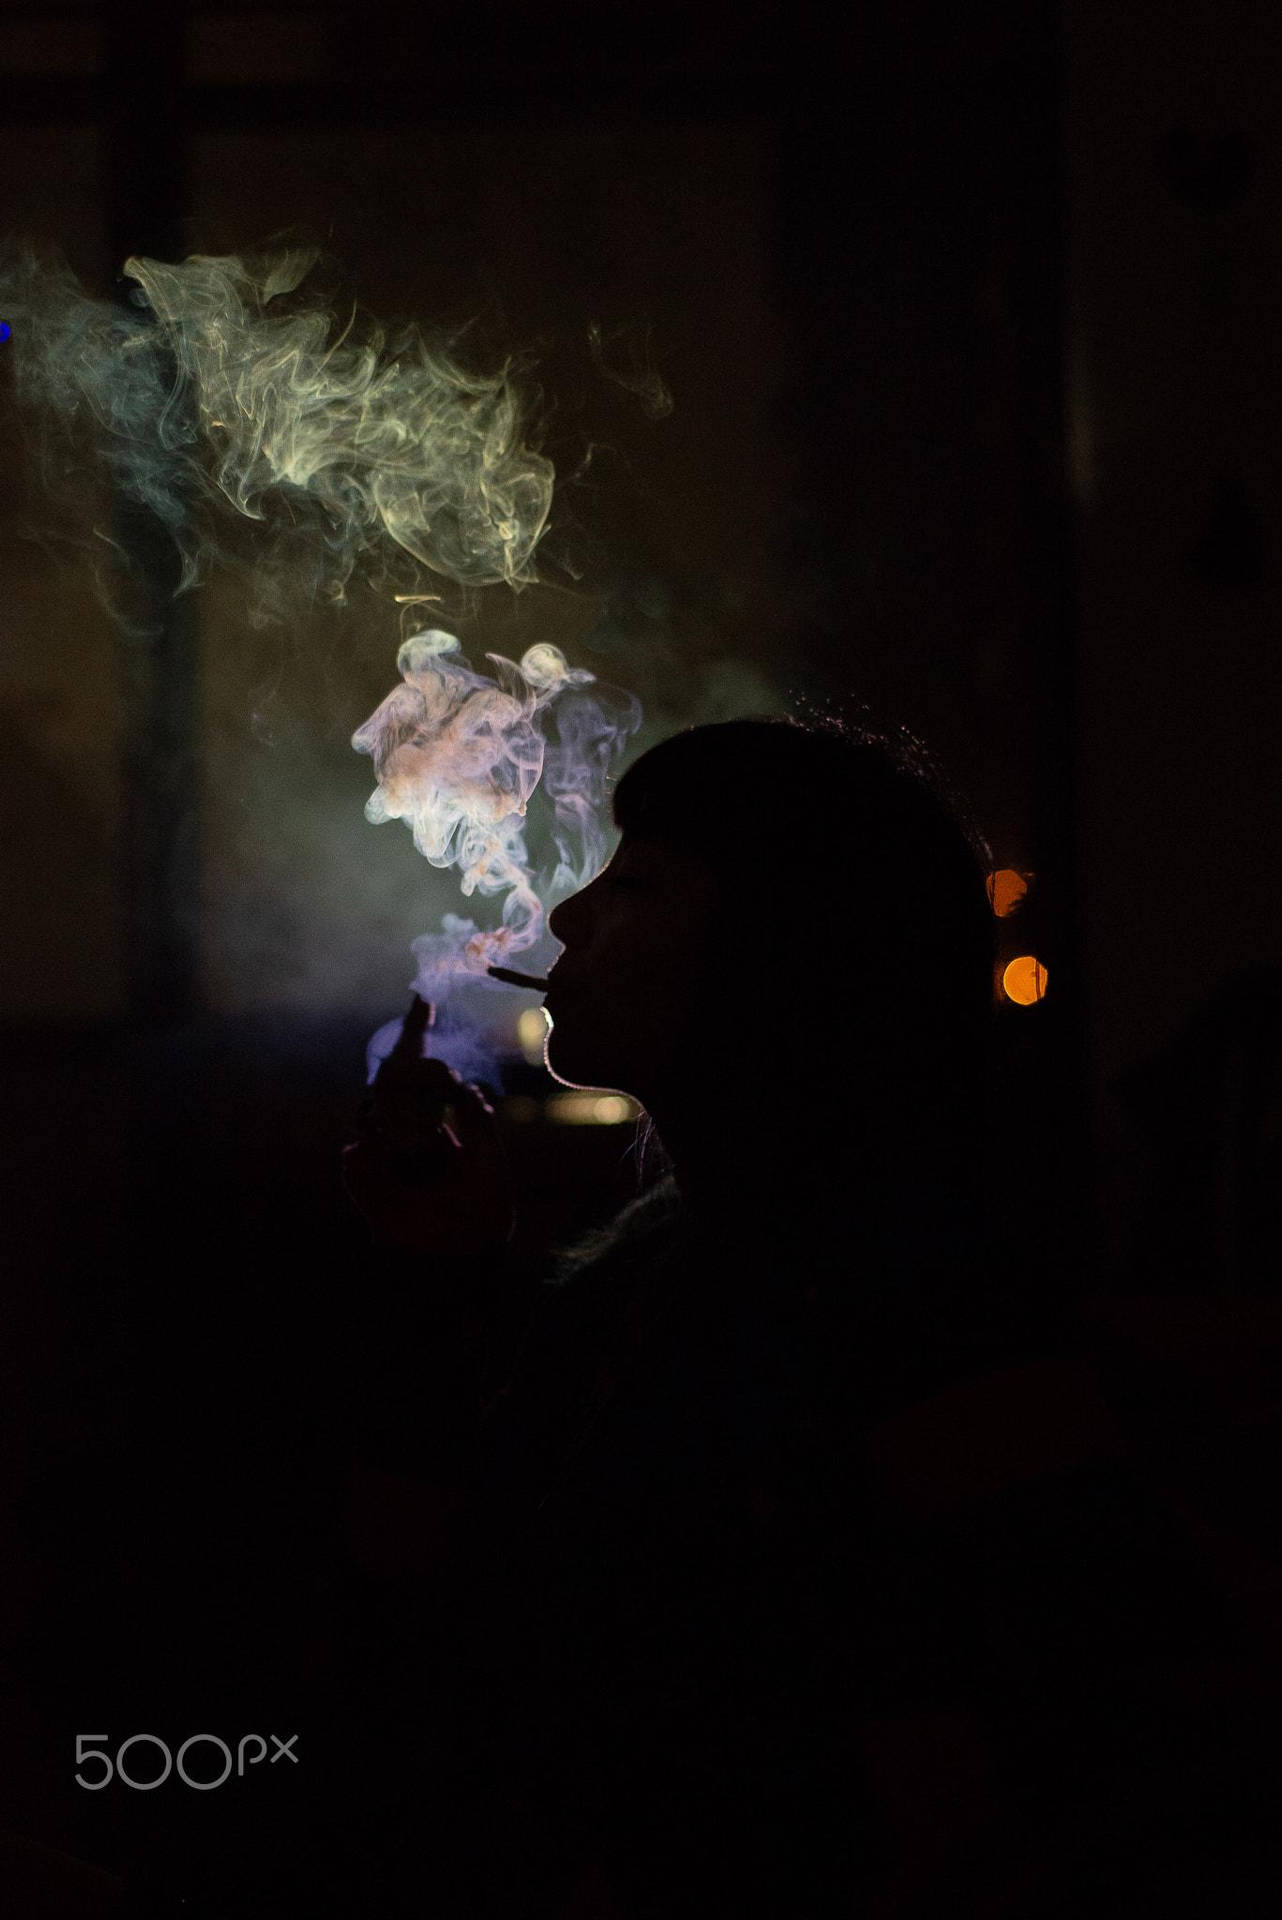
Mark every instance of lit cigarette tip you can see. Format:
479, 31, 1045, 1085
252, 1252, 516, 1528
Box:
487, 965, 550, 992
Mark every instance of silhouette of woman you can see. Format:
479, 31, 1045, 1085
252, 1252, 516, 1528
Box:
330, 718, 1255, 1920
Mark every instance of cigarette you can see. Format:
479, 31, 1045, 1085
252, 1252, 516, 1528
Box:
487, 965, 550, 991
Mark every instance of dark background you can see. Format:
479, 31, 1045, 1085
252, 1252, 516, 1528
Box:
2, 0, 1280, 1908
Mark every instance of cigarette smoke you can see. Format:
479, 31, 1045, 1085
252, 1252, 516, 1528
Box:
0, 241, 553, 617
353, 627, 640, 996
2, 240, 644, 1026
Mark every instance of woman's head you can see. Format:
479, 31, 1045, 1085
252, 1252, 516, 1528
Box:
545, 716, 995, 1188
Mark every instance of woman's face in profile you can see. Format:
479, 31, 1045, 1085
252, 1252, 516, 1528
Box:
544, 834, 721, 1099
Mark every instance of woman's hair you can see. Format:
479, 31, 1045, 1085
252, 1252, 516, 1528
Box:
614, 714, 997, 1067
610, 710, 997, 1274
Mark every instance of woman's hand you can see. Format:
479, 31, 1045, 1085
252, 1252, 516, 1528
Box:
341, 995, 515, 1256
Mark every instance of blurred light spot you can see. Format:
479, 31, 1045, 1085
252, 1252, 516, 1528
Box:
501, 1095, 539, 1124
986, 868, 1029, 917
0, 322, 10, 344
1003, 955, 1048, 1005
548, 1091, 637, 1126
517, 1007, 548, 1065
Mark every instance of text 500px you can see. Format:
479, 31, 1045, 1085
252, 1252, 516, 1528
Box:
74, 1733, 299, 1789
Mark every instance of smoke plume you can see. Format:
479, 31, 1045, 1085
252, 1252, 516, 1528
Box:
353, 628, 640, 996
0, 241, 553, 616
1, 240, 644, 1029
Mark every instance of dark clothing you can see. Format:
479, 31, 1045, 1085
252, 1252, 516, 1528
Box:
306, 1181, 1277, 1919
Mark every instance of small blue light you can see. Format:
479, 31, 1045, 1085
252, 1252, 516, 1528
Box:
0, 321, 10, 343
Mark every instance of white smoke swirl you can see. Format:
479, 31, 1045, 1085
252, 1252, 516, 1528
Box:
353, 629, 640, 994
0, 241, 553, 612
1, 240, 643, 1020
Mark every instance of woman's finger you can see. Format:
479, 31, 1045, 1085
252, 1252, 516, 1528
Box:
388, 992, 435, 1063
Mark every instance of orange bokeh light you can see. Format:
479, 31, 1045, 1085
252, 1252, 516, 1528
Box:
986, 868, 1030, 917
1002, 955, 1048, 1005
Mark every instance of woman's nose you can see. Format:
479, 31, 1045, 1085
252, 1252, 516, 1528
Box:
548, 878, 595, 949
547, 892, 575, 948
